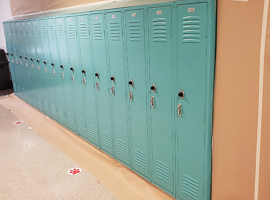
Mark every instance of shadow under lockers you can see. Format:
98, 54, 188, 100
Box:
3, 0, 216, 199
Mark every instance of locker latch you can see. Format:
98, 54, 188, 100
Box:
31, 63, 34, 69
96, 81, 99, 91
150, 96, 154, 108
25, 62, 28, 67
129, 91, 133, 101
44, 67, 47, 74
111, 86, 115, 95
178, 103, 182, 117
61, 72, 64, 79
37, 66, 40, 71
150, 84, 156, 92
20, 60, 23, 66
82, 77, 86, 86
178, 89, 185, 99
52, 70, 55, 77
71, 75, 74, 82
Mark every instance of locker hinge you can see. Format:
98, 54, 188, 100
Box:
205, 27, 208, 37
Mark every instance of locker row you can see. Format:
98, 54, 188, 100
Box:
3, 0, 215, 199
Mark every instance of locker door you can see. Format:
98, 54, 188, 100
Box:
65, 16, 87, 139
47, 18, 66, 124
89, 13, 113, 155
124, 9, 150, 178
27, 20, 38, 108
148, 6, 174, 193
106, 11, 129, 164
77, 14, 99, 146
33, 20, 46, 112
56, 17, 77, 132
39, 19, 52, 116
176, 4, 208, 200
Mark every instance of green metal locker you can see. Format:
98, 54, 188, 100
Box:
65, 15, 87, 139
89, 13, 113, 156
123, 8, 150, 179
55, 17, 77, 132
77, 14, 99, 146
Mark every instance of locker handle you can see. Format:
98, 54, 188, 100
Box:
37, 59, 40, 63
128, 79, 133, 87
43, 61, 47, 64
95, 72, 99, 78
110, 75, 115, 82
11, 54, 13, 56
178, 103, 182, 117
25, 57, 27, 59
70, 67, 74, 71
96, 81, 99, 91
150, 96, 154, 108
19, 56, 22, 58
129, 91, 133, 101
51, 62, 54, 66
178, 89, 185, 99
60, 65, 64, 69
150, 84, 156, 92
82, 69, 86, 74
30, 58, 33, 61
111, 86, 115, 95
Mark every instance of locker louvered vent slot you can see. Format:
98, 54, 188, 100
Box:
93, 23, 102, 40
57, 24, 64, 39
79, 23, 88, 39
68, 24, 76, 39
58, 108, 65, 122
183, 16, 200, 43
34, 25, 39, 37
51, 104, 57, 117
44, 100, 49, 112
135, 148, 146, 169
68, 112, 75, 127
152, 18, 167, 42
117, 139, 127, 158
156, 160, 169, 183
48, 25, 55, 38
183, 174, 199, 200
109, 22, 120, 41
16, 25, 21, 37
28, 25, 32, 36
89, 124, 97, 140
37, 96, 43, 108
102, 131, 111, 148
41, 25, 46, 38
129, 20, 141, 42
78, 118, 86, 133
22, 24, 27, 36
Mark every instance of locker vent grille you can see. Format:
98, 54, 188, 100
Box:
44, 100, 49, 112
152, 18, 167, 42
58, 108, 65, 122
117, 139, 127, 158
135, 149, 146, 169
68, 112, 75, 127
102, 131, 111, 148
89, 124, 97, 140
129, 20, 141, 42
16, 25, 21, 37
93, 23, 102, 40
34, 25, 39, 37
156, 160, 169, 183
48, 25, 55, 38
51, 104, 57, 117
41, 25, 46, 38
57, 24, 65, 39
68, 24, 76, 39
183, 174, 199, 200
77, 118, 86, 133
79, 23, 88, 39
109, 22, 120, 41
37, 96, 43, 108
28, 25, 32, 36
182, 16, 200, 43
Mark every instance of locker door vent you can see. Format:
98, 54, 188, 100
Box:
135, 148, 146, 169
156, 160, 169, 183
117, 139, 127, 158
34, 25, 39, 37
17, 25, 21, 37
182, 16, 200, 43
93, 23, 103, 40
37, 96, 43, 108
183, 174, 199, 200
41, 25, 46, 38
68, 112, 75, 127
22, 24, 26, 37
48, 25, 55, 38
77, 118, 86, 133
28, 25, 32, 36
68, 24, 76, 39
102, 131, 111, 148
89, 124, 97, 140
51, 104, 57, 117
57, 24, 65, 39
129, 20, 141, 42
109, 22, 120, 41
58, 108, 65, 122
44, 100, 49, 112
79, 23, 88, 39
152, 18, 167, 42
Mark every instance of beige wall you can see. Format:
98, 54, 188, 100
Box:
212, 0, 269, 200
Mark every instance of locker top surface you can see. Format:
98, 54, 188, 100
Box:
4, 0, 215, 21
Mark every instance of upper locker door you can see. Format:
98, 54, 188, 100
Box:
124, 9, 150, 179
177, 4, 208, 200
65, 15, 88, 139
148, 6, 174, 194
56, 17, 77, 132
89, 13, 113, 155
106, 11, 129, 165
77, 14, 99, 146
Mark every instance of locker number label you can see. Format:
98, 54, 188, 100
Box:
95, 16, 98, 20
188, 8, 195, 12
81, 18, 84, 21
112, 15, 116, 19
156, 11, 162, 15
132, 13, 136, 17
